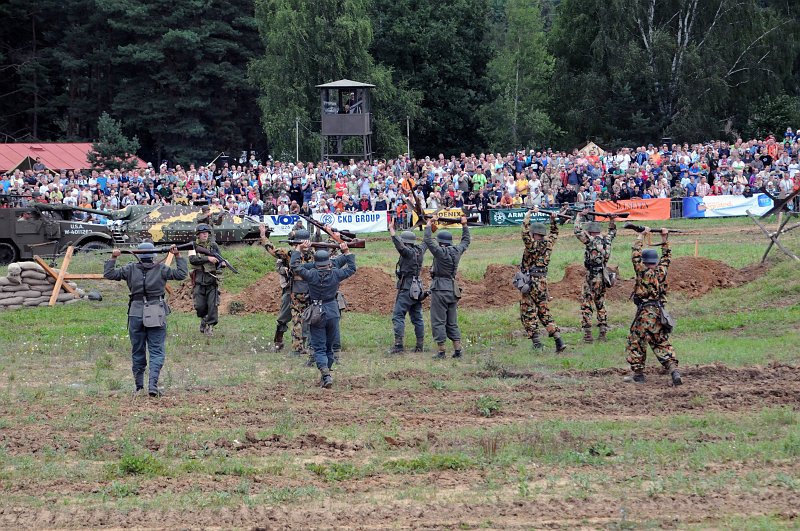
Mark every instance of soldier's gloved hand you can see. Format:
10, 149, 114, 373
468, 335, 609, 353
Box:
169, 245, 180, 256
111, 249, 121, 258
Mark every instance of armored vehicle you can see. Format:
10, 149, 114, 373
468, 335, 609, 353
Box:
0, 203, 116, 264
69, 204, 263, 247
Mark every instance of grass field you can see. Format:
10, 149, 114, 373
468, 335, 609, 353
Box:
0, 216, 798, 529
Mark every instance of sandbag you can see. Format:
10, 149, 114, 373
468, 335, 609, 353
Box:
0, 277, 12, 286
5, 264, 22, 284
17, 262, 44, 272
64, 298, 82, 305
24, 281, 53, 289
5, 304, 23, 310
24, 297, 50, 306
2, 285, 30, 292
56, 293, 75, 302
0, 292, 19, 300
0, 297, 24, 306
21, 271, 47, 281
14, 290, 43, 298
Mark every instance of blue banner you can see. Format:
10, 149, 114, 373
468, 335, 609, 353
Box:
682, 193, 773, 218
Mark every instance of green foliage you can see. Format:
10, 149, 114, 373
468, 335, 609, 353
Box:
87, 112, 141, 171
305, 462, 363, 482
250, 0, 420, 159
116, 451, 167, 477
383, 453, 476, 474
474, 395, 502, 417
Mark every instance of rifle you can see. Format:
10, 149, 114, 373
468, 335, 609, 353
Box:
624, 223, 683, 234
279, 239, 367, 249
407, 193, 428, 230
429, 214, 481, 225
194, 245, 239, 273
100, 242, 195, 255
569, 208, 630, 219
299, 214, 357, 242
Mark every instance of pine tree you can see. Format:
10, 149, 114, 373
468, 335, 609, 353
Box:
87, 112, 141, 171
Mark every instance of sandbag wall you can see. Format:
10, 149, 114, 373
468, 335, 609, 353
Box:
0, 262, 85, 310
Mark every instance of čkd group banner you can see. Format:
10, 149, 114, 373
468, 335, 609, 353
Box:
259, 211, 388, 235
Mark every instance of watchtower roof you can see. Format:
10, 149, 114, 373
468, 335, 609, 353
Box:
316, 79, 375, 89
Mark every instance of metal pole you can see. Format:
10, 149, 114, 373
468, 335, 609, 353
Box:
406, 116, 410, 156
295, 117, 300, 162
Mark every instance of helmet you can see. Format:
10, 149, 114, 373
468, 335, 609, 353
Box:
529, 223, 547, 236
400, 231, 417, 244
196, 223, 212, 234
586, 222, 602, 234
201, 205, 211, 212
436, 230, 453, 245
642, 249, 659, 264
314, 250, 331, 267
137, 242, 156, 260
294, 229, 310, 241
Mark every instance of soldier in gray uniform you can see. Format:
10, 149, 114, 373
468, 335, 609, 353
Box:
423, 216, 470, 359
388, 218, 427, 353
291, 241, 357, 388
104, 242, 188, 397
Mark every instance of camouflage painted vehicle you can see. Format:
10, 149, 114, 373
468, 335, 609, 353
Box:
69, 204, 263, 246
0, 203, 116, 264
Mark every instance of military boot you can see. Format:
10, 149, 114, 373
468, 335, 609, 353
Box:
598, 326, 608, 342
554, 334, 567, 353
390, 337, 404, 354
273, 330, 285, 351
666, 362, 682, 386
413, 339, 424, 353
305, 351, 316, 367
582, 327, 594, 343
531, 331, 544, 350
199, 321, 207, 334
204, 325, 214, 338
451, 340, 462, 359
320, 368, 333, 389
432, 345, 447, 360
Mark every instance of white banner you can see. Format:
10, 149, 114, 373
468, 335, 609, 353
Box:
682, 193, 774, 218
313, 211, 388, 233
259, 214, 308, 236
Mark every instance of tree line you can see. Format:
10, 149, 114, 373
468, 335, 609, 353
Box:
0, 0, 798, 164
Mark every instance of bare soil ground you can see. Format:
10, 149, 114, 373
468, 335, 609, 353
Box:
169, 257, 768, 314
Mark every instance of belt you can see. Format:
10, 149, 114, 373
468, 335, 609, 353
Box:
313, 298, 336, 304
130, 295, 164, 301
527, 267, 548, 277
637, 299, 661, 308
431, 274, 455, 279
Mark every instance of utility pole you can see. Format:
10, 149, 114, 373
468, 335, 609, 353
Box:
406, 116, 410, 156
295, 117, 300, 162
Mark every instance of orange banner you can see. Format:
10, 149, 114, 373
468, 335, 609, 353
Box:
593, 198, 671, 220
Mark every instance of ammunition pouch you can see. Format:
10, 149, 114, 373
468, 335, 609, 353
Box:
302, 300, 326, 327
602, 266, 617, 288
337, 291, 347, 311
408, 276, 424, 301
512, 270, 531, 295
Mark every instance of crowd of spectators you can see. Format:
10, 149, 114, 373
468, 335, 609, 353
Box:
2, 128, 799, 226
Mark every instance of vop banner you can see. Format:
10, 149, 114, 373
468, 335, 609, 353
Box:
682, 193, 774, 218
313, 211, 388, 233
260, 214, 307, 235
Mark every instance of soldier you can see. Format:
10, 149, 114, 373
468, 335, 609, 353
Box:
288, 227, 315, 357
424, 216, 470, 359
103, 242, 188, 397
189, 224, 221, 336
291, 241, 357, 388
520, 209, 566, 352
195, 204, 225, 233
574, 209, 617, 342
258, 220, 304, 351
388, 218, 427, 353
625, 228, 682, 385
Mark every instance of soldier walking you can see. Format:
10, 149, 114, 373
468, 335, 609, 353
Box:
388, 218, 427, 353
574, 209, 617, 342
189, 224, 221, 336
424, 216, 470, 359
287, 228, 315, 357
103, 242, 187, 397
259, 223, 293, 351
291, 241, 357, 388
625, 227, 682, 385
519, 209, 566, 352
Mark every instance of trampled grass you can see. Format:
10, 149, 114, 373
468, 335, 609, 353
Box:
0, 216, 798, 527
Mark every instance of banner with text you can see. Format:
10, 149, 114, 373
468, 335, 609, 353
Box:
682, 193, 773, 218
259, 214, 307, 236
313, 211, 388, 233
594, 198, 671, 220
411, 208, 465, 227
489, 209, 556, 226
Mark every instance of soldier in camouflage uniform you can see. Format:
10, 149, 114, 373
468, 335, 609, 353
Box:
259, 222, 299, 351
195, 205, 225, 240
189, 224, 222, 336
287, 228, 315, 357
520, 209, 566, 352
574, 210, 616, 342
625, 227, 682, 385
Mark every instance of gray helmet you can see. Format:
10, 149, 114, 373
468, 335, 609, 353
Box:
586, 222, 602, 234
196, 223, 212, 234
314, 250, 331, 267
201, 205, 211, 212
400, 230, 417, 244
294, 229, 310, 241
436, 230, 453, 245
529, 223, 547, 236
642, 249, 659, 265
137, 242, 156, 260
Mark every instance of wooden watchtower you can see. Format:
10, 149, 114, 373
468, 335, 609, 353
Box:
317, 79, 375, 162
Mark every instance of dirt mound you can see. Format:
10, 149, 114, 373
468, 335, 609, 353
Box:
168, 257, 763, 314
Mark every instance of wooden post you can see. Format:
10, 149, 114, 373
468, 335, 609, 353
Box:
33, 256, 79, 298
49, 246, 74, 306
694, 239, 699, 257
